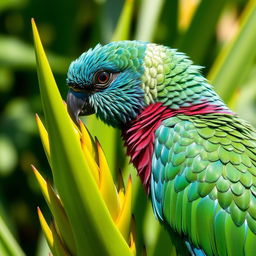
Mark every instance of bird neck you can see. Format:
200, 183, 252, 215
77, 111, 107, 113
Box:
122, 102, 233, 193
122, 44, 234, 192
141, 44, 231, 113
122, 103, 172, 193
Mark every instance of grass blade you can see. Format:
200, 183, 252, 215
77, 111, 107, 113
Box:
0, 216, 25, 256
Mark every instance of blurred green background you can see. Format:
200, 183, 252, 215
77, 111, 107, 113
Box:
1, 0, 256, 255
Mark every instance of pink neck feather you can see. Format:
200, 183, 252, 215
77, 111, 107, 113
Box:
122, 102, 232, 193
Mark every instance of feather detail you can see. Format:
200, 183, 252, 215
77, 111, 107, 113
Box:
122, 102, 233, 193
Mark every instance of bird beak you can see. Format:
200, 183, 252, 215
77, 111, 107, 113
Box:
66, 89, 95, 125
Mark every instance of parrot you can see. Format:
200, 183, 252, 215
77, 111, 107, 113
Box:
66, 41, 256, 256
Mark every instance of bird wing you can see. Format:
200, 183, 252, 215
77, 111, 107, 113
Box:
151, 113, 256, 256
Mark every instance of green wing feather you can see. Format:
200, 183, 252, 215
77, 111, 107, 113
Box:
151, 113, 256, 256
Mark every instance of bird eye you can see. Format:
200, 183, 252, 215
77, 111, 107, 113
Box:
95, 71, 111, 85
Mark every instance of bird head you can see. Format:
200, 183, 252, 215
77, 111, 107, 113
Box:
66, 41, 149, 128
67, 40, 226, 128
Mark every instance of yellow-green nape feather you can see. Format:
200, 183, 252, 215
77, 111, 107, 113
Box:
141, 44, 168, 104
141, 43, 229, 113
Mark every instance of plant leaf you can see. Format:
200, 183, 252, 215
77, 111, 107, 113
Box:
135, 0, 165, 41
0, 216, 25, 256
96, 138, 121, 220
32, 165, 76, 254
32, 19, 132, 256
116, 176, 132, 242
37, 208, 55, 255
112, 0, 135, 41
208, 0, 256, 103
35, 114, 51, 165
178, 0, 229, 64
0, 36, 69, 73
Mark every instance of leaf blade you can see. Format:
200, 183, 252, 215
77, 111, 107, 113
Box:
32, 19, 132, 256
208, 0, 256, 103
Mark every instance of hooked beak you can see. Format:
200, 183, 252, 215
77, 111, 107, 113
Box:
66, 90, 95, 125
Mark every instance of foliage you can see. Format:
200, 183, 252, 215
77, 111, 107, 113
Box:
32, 18, 134, 255
0, 0, 256, 255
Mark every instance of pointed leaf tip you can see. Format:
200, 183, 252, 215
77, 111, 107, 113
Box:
128, 175, 132, 184
37, 207, 54, 252
117, 169, 125, 192
32, 165, 51, 205
130, 215, 136, 241
31, 18, 39, 40
116, 175, 132, 242
129, 215, 136, 254
96, 138, 121, 219
33, 165, 76, 254
80, 119, 96, 159
31, 18, 35, 29
46, 181, 77, 254
35, 114, 51, 165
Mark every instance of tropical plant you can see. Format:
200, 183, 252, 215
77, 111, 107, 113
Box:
32, 18, 136, 255
0, 0, 256, 255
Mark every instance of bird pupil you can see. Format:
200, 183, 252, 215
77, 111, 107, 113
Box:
98, 72, 109, 83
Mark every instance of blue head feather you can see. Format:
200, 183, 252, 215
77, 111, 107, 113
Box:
67, 41, 148, 128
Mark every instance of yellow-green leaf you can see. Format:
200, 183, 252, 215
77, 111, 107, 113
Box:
32, 19, 132, 256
